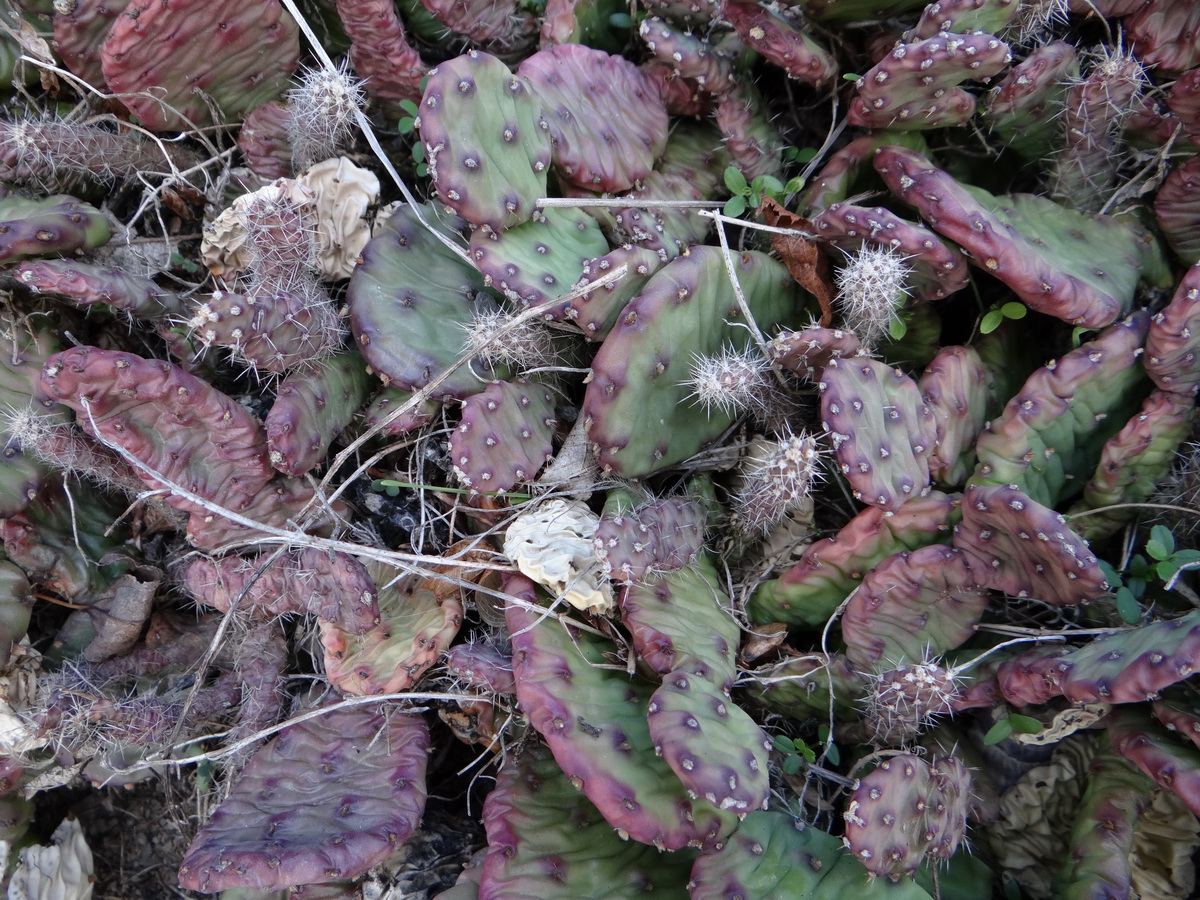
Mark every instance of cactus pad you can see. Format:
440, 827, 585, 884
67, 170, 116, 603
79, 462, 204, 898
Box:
418, 51, 552, 231
876, 146, 1146, 327
450, 379, 558, 492
99, 0, 300, 131
177, 705, 429, 892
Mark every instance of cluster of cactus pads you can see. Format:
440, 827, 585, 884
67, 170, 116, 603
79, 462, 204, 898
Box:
4, 0, 1200, 896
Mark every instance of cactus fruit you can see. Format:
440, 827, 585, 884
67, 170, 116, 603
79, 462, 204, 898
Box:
811, 203, 969, 303
848, 32, 1012, 131
417, 51, 552, 231
449, 379, 558, 492
98, 0, 300, 131
819, 356, 937, 510
864, 661, 963, 746
178, 705, 430, 892
842, 753, 970, 878
285, 61, 365, 170
875, 146, 1147, 327
734, 430, 823, 535
517, 45, 668, 193
187, 288, 344, 375
685, 344, 774, 418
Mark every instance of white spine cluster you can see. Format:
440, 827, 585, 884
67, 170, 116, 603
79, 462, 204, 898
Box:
686, 345, 774, 417
286, 61, 366, 169
736, 430, 822, 535
460, 309, 559, 370
835, 246, 912, 346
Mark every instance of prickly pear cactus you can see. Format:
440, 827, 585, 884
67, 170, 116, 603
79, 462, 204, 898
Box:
178, 704, 430, 892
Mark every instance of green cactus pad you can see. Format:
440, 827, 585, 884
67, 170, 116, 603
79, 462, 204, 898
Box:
819, 356, 937, 510
0, 194, 110, 266
954, 483, 1108, 606
479, 743, 694, 898
12, 259, 185, 319
905, 0, 1020, 38
876, 146, 1147, 328
517, 44, 668, 193
584, 246, 806, 478
321, 562, 464, 695
689, 810, 933, 899
418, 51, 552, 231
746, 652, 868, 718
849, 32, 1011, 131
841, 545, 988, 672
1068, 390, 1195, 541
622, 558, 771, 813
919, 345, 989, 488
984, 41, 1079, 162
347, 205, 500, 401
998, 608, 1200, 706
450, 379, 558, 492
1109, 708, 1200, 818
969, 314, 1149, 508
99, 0, 300, 131
749, 491, 953, 627
468, 208, 608, 311
1054, 749, 1151, 900
265, 351, 371, 477
1145, 264, 1200, 395
178, 705, 429, 892
506, 574, 737, 851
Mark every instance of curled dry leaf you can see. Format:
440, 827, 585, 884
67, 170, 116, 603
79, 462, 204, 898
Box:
759, 196, 836, 326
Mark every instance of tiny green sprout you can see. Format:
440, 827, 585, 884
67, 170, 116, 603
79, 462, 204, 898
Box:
1095, 527, 1200, 624
1071, 325, 1100, 348
983, 713, 1043, 745
411, 141, 429, 178
888, 316, 908, 340
785, 146, 819, 165
818, 723, 840, 765
842, 73, 862, 82
397, 99, 420, 134
979, 300, 1027, 335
